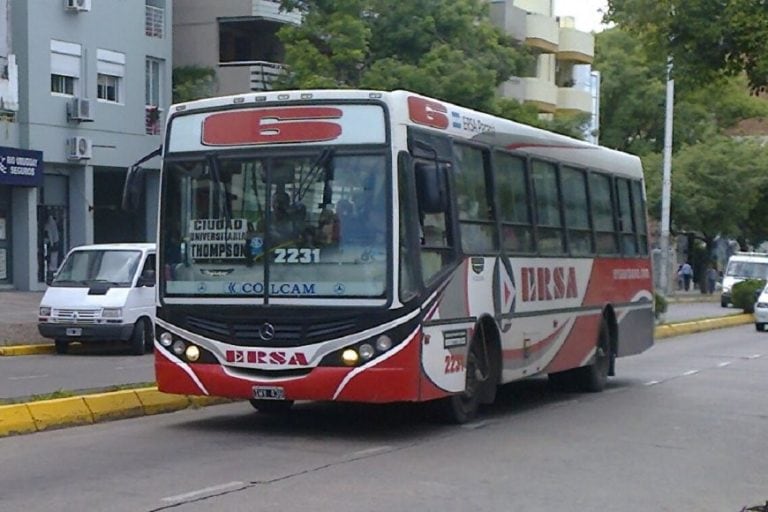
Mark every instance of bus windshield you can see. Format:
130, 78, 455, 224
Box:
161, 151, 388, 299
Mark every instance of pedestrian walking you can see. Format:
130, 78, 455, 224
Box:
681, 261, 693, 291
706, 264, 719, 294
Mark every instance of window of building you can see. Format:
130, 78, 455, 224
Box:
494, 152, 534, 253
218, 19, 283, 64
145, 57, 163, 134
145, 1, 165, 38
561, 166, 593, 255
532, 160, 565, 254
50, 40, 81, 96
96, 49, 125, 103
454, 143, 496, 254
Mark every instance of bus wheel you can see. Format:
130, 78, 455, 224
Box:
130, 319, 149, 356
436, 333, 490, 424
575, 320, 611, 392
249, 399, 294, 414
54, 339, 69, 355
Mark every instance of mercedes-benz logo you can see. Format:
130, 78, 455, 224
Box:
259, 322, 275, 341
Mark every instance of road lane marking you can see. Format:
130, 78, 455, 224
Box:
745, 354, 764, 360
162, 481, 246, 502
682, 370, 700, 376
8, 374, 49, 381
717, 362, 732, 368
644, 380, 660, 386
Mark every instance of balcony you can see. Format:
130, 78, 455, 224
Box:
500, 77, 557, 114
251, 0, 302, 25
0, 54, 19, 112
145, 105, 162, 135
145, 5, 164, 38
557, 27, 594, 64
249, 61, 286, 91
556, 87, 592, 114
490, 3, 558, 53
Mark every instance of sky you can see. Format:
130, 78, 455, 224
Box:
553, 0, 610, 33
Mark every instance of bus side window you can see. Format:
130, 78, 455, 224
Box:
589, 172, 619, 255
454, 143, 496, 254
494, 151, 534, 253
616, 178, 638, 256
532, 160, 565, 255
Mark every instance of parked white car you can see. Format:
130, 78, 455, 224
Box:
754, 284, 768, 332
38, 243, 156, 354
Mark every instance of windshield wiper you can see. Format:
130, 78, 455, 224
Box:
295, 148, 335, 204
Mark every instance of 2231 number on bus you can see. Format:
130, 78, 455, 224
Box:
444, 354, 465, 374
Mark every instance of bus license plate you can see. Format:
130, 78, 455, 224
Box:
252, 386, 285, 400
66, 328, 82, 336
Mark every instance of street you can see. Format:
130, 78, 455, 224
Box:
1, 323, 766, 512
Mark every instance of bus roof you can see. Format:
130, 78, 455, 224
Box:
169, 89, 642, 180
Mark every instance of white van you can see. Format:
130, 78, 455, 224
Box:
720, 252, 768, 307
38, 243, 156, 355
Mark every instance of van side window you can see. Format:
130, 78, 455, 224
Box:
139, 254, 156, 286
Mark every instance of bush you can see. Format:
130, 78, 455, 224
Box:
654, 292, 668, 319
732, 279, 766, 313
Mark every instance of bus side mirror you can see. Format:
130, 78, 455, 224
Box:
415, 161, 448, 214
121, 165, 146, 212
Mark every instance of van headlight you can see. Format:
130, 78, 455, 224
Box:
102, 307, 123, 319
39, 306, 51, 317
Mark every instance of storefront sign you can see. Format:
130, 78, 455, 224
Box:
0, 146, 44, 187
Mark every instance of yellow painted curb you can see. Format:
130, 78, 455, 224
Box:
27, 396, 93, 432
134, 387, 191, 415
83, 390, 145, 422
0, 403, 37, 436
655, 314, 753, 339
0, 344, 55, 356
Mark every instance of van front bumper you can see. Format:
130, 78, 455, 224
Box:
38, 323, 135, 342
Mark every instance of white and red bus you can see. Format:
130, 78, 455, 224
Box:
134, 89, 654, 422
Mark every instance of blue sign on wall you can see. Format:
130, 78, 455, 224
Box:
0, 146, 44, 187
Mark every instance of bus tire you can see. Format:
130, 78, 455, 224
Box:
249, 399, 294, 414
54, 339, 69, 355
435, 330, 491, 424
130, 319, 149, 356
575, 320, 612, 392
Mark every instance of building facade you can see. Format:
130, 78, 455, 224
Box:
173, 0, 299, 96
0, 0, 171, 291
489, 0, 598, 140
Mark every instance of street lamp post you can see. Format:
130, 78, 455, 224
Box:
659, 58, 674, 295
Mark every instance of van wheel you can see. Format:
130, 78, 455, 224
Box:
54, 339, 69, 355
721, 297, 729, 308
756, 323, 766, 332
130, 319, 149, 356
574, 320, 612, 392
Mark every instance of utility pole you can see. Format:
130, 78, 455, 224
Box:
659, 58, 674, 295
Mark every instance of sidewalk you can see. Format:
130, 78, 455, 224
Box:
0, 291, 47, 346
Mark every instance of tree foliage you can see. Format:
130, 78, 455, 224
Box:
605, 0, 768, 93
172, 66, 217, 103
642, 137, 768, 246
275, 0, 530, 115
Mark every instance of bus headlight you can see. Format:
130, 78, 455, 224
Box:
159, 332, 173, 347
341, 349, 359, 366
375, 335, 393, 352
172, 340, 186, 356
185, 345, 201, 362
359, 343, 375, 361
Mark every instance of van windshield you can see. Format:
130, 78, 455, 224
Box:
725, 261, 768, 279
52, 250, 142, 287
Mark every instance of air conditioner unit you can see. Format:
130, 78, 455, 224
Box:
64, 0, 91, 11
67, 97, 93, 122
67, 136, 92, 160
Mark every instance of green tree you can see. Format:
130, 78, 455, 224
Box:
172, 66, 217, 103
643, 137, 768, 252
276, 0, 530, 115
605, 0, 768, 93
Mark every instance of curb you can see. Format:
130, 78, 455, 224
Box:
654, 314, 753, 339
0, 314, 755, 438
0, 386, 231, 438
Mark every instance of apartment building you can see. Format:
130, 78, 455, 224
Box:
489, 0, 599, 142
0, 0, 172, 291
